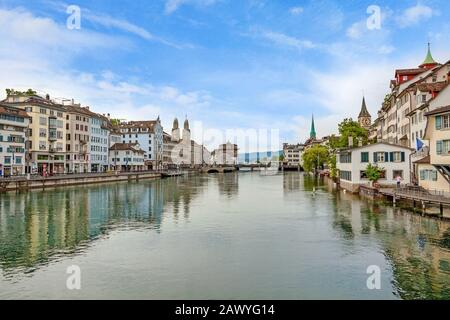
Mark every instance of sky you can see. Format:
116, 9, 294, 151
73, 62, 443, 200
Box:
0, 0, 449, 151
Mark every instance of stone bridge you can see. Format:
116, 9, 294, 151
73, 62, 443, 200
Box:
201, 166, 238, 174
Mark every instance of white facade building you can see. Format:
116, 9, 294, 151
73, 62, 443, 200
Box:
283, 143, 304, 168
90, 114, 110, 172
118, 118, 164, 170
336, 143, 414, 193
0, 104, 30, 176
109, 143, 145, 172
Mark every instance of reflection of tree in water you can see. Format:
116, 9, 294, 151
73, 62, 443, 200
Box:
0, 176, 208, 274
331, 193, 450, 299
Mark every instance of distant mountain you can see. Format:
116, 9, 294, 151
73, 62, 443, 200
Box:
238, 151, 283, 164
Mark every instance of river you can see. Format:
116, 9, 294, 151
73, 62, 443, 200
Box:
0, 172, 449, 299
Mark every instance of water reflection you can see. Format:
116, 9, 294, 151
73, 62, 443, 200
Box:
0, 175, 208, 275
329, 180, 450, 300
0, 173, 449, 299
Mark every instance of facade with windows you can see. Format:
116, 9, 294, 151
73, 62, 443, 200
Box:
0, 104, 30, 176
118, 119, 164, 170
109, 143, 145, 172
65, 105, 92, 173
418, 106, 450, 194
90, 114, 110, 172
3, 94, 67, 175
283, 143, 304, 168
336, 142, 413, 193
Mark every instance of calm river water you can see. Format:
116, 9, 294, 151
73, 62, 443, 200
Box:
0, 172, 450, 300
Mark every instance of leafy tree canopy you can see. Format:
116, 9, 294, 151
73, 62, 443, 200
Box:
302, 145, 329, 172
330, 118, 368, 149
6, 88, 37, 96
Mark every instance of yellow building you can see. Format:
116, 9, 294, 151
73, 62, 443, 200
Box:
417, 106, 450, 195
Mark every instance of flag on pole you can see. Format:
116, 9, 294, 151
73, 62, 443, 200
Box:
416, 138, 424, 151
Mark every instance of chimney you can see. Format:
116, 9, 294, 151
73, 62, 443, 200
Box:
45, 94, 50, 100
348, 136, 354, 148
358, 137, 363, 147
85, 106, 90, 110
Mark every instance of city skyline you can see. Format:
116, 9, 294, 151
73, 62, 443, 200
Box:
0, 0, 449, 145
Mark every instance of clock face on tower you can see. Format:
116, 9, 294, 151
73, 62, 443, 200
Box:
361, 118, 370, 127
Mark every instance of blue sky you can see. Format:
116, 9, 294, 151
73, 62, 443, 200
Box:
0, 0, 449, 150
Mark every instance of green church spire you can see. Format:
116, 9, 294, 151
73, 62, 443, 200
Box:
421, 42, 437, 66
310, 115, 316, 140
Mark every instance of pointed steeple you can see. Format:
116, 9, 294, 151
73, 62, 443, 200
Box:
420, 43, 437, 69
310, 114, 316, 140
358, 96, 371, 118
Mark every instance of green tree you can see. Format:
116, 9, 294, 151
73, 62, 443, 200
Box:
5, 88, 37, 96
365, 164, 384, 186
330, 118, 368, 149
278, 154, 285, 162
328, 154, 337, 178
302, 145, 329, 173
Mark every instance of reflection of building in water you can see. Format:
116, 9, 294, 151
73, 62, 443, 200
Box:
216, 173, 239, 198
0, 177, 209, 273
283, 172, 302, 193
333, 192, 450, 299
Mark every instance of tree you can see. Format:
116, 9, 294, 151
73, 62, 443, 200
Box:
5, 88, 37, 96
302, 145, 329, 173
328, 154, 337, 178
329, 118, 368, 149
365, 164, 384, 186
278, 155, 285, 162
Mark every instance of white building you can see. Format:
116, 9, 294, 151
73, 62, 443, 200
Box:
283, 143, 304, 168
212, 142, 238, 165
109, 143, 145, 172
118, 118, 164, 170
90, 114, 110, 172
336, 142, 414, 193
0, 104, 30, 176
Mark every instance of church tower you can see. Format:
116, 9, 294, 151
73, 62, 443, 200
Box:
358, 96, 372, 130
310, 115, 317, 140
182, 117, 191, 142
171, 118, 180, 142
419, 43, 438, 70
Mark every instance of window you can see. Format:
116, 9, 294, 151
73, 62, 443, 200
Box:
393, 170, 403, 179
360, 171, 368, 179
420, 170, 438, 181
361, 152, 369, 163
375, 152, 387, 163
437, 140, 450, 155
339, 171, 352, 181
339, 153, 351, 163
39, 117, 47, 126
392, 152, 402, 163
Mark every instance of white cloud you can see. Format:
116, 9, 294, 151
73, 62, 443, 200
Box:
346, 21, 365, 39
289, 6, 304, 16
397, 4, 435, 28
164, 0, 218, 14
261, 31, 316, 50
